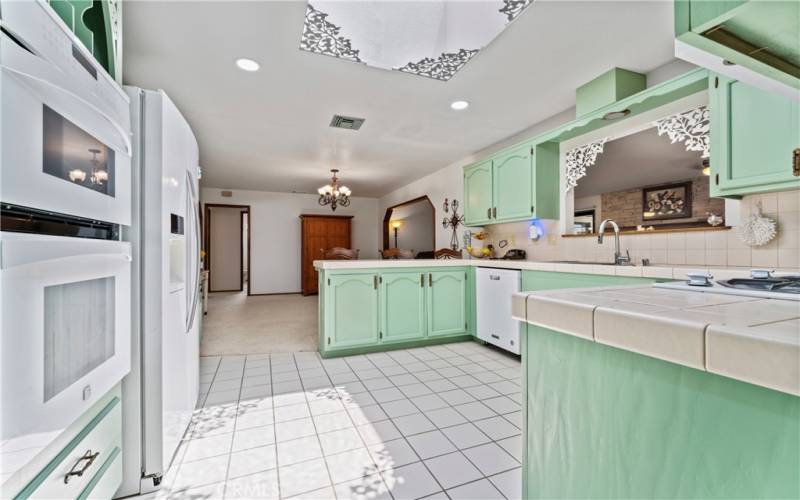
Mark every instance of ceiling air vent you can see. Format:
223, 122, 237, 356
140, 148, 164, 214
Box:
329, 115, 365, 131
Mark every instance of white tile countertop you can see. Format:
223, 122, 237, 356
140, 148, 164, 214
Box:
512, 285, 800, 396
314, 258, 799, 281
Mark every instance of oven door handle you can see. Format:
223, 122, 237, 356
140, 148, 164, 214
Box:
2, 65, 132, 156
0, 239, 132, 270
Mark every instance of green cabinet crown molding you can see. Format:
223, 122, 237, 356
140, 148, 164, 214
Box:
575, 68, 647, 117
709, 73, 800, 197
675, 0, 800, 90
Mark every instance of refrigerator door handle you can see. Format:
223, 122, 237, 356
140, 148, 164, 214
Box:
186, 171, 202, 331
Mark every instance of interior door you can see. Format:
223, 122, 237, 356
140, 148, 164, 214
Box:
301, 216, 351, 295
327, 274, 379, 349
208, 207, 243, 291
426, 270, 468, 338
493, 144, 534, 222
380, 272, 426, 343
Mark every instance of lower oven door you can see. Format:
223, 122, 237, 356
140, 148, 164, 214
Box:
0, 233, 131, 451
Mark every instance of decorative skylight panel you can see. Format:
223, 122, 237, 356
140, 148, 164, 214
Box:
299, 0, 534, 81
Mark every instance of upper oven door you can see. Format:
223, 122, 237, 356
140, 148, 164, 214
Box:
0, 233, 131, 448
0, 31, 132, 226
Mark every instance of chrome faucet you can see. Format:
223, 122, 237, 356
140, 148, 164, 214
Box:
597, 219, 630, 265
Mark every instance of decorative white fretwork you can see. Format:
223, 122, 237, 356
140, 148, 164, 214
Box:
499, 0, 533, 22
654, 106, 710, 158
395, 49, 480, 82
300, 3, 363, 63
565, 138, 608, 192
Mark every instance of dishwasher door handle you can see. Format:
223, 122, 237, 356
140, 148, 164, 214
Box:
489, 275, 501, 280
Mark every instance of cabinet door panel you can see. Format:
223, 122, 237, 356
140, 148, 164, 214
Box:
427, 270, 467, 337
464, 161, 493, 226
711, 76, 800, 195
493, 145, 534, 222
380, 272, 426, 342
328, 274, 378, 348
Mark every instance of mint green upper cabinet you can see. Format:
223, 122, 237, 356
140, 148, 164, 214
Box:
464, 161, 493, 226
327, 274, 378, 349
710, 75, 800, 196
493, 144, 534, 222
380, 272, 426, 343
675, 0, 800, 90
427, 271, 467, 338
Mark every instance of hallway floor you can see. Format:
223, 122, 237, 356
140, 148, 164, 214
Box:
157, 341, 522, 499
201, 292, 319, 355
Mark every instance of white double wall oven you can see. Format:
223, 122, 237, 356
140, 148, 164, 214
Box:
0, 0, 133, 480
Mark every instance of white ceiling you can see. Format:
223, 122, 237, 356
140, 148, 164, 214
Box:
575, 125, 705, 198
122, 0, 677, 198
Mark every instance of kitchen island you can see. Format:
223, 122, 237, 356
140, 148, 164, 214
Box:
512, 285, 800, 499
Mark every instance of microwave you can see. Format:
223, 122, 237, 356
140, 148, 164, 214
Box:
0, 13, 132, 226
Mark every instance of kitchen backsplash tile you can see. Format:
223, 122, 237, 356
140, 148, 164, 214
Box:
478, 189, 799, 270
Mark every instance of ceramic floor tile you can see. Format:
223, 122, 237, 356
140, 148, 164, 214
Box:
441, 423, 492, 450
370, 387, 405, 403
462, 442, 519, 476
209, 378, 242, 392
278, 458, 332, 498
324, 448, 376, 484
232, 425, 276, 452
392, 413, 436, 436
272, 380, 304, 395
277, 436, 323, 465
308, 398, 345, 416
397, 383, 433, 398
227, 445, 278, 479
464, 384, 502, 400
182, 433, 234, 463
482, 396, 520, 415
313, 411, 354, 434
271, 392, 307, 408
274, 403, 311, 423
236, 409, 275, 430
406, 430, 457, 459
473, 416, 521, 441
275, 417, 317, 442
449, 375, 483, 389
488, 381, 520, 395
368, 438, 420, 471
341, 391, 378, 409
446, 478, 504, 500
333, 474, 391, 500
414, 370, 444, 382
409, 394, 449, 412
488, 466, 522, 500
172, 455, 229, 490
380, 462, 441, 500
329, 371, 360, 384
424, 407, 467, 428
318, 428, 364, 456
242, 375, 271, 388
335, 380, 367, 394
204, 389, 240, 407
380, 399, 420, 418
503, 410, 522, 429
286, 486, 336, 500
438, 389, 476, 406
424, 379, 458, 393
452, 401, 495, 421
391, 374, 420, 386
348, 404, 389, 426
497, 435, 522, 462
424, 452, 483, 489
241, 385, 272, 400
472, 371, 504, 384
357, 420, 402, 446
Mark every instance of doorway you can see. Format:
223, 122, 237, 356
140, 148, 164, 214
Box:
205, 203, 251, 294
382, 196, 435, 255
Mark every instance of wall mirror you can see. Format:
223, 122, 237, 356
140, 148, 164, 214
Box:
382, 196, 435, 257
560, 92, 734, 236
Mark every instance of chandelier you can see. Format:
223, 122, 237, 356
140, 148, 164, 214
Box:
317, 169, 351, 211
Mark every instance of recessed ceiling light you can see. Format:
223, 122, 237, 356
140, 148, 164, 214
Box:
451, 100, 470, 111
235, 58, 260, 72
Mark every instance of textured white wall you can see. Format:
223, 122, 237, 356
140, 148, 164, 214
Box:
201, 188, 379, 294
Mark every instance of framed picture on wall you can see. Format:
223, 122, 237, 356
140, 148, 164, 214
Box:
642, 181, 692, 221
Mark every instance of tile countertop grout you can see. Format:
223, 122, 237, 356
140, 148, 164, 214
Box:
511, 285, 800, 397
314, 259, 800, 280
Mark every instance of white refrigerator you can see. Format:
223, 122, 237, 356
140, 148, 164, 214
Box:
118, 88, 202, 496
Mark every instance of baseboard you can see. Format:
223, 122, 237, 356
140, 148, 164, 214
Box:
248, 291, 303, 296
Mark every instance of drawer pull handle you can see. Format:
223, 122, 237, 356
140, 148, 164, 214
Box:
491, 334, 500, 339
793, 148, 799, 177
64, 450, 100, 484
489, 275, 501, 280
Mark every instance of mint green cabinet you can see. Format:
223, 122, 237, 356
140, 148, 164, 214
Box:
675, 0, 800, 90
427, 270, 468, 337
493, 144, 534, 222
327, 274, 379, 349
710, 74, 800, 197
464, 161, 493, 226
380, 272, 426, 343
464, 142, 559, 227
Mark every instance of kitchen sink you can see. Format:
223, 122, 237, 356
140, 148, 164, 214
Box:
717, 277, 800, 294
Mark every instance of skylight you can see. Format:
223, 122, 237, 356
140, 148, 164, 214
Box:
299, 0, 533, 81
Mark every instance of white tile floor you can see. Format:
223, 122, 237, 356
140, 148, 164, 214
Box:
155, 341, 522, 500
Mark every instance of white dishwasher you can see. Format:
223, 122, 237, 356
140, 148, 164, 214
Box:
476, 267, 521, 354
